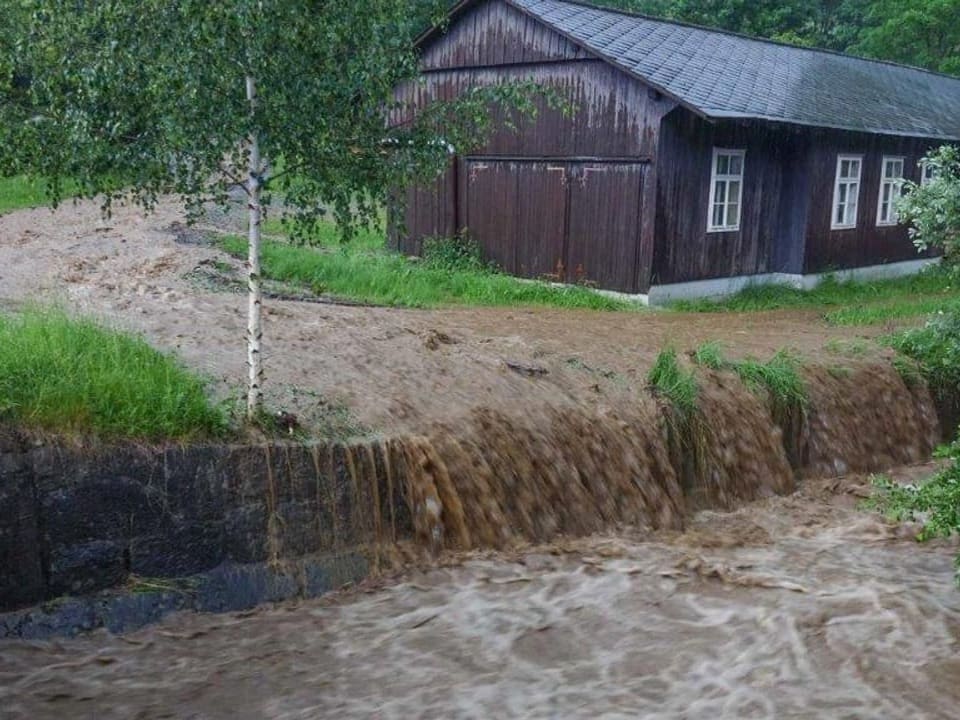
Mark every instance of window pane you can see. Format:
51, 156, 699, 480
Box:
882, 184, 891, 203
848, 192, 858, 224
840, 160, 850, 177
727, 202, 740, 227
850, 160, 860, 176
729, 155, 743, 176
838, 184, 847, 203
713, 204, 725, 227
716, 155, 729, 175
728, 180, 740, 200
715, 181, 726, 203
836, 204, 845, 225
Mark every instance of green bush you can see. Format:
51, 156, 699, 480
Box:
870, 442, 960, 585
0, 308, 228, 440
897, 145, 960, 261
421, 232, 487, 272
887, 310, 960, 399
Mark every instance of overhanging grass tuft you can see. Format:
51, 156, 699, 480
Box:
733, 350, 808, 418
647, 347, 698, 418
219, 233, 632, 311
0, 309, 229, 441
692, 343, 807, 422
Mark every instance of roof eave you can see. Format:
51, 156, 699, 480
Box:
706, 110, 960, 142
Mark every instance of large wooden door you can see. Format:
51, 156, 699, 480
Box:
463, 158, 647, 292
464, 160, 566, 279
566, 163, 645, 292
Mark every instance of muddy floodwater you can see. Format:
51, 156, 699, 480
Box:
2, 471, 958, 719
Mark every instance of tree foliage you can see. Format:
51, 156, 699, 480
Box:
898, 146, 960, 260
0, 0, 545, 414
589, 0, 958, 72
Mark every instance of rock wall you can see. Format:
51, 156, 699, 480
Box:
0, 438, 410, 613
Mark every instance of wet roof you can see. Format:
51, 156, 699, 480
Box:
433, 0, 960, 140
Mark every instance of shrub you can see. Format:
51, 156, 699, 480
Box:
897, 145, 960, 261
887, 309, 960, 399
870, 442, 960, 585
421, 232, 487, 272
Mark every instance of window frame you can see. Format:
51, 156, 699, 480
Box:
831, 154, 863, 231
706, 147, 746, 233
920, 159, 938, 186
876, 155, 906, 227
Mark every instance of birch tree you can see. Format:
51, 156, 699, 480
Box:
1, 0, 533, 417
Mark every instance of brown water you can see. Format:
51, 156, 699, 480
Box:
2, 472, 958, 719
2, 365, 956, 718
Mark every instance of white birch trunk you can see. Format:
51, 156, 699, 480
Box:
245, 74, 264, 418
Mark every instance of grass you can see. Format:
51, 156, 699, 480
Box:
0, 175, 54, 214
219, 225, 633, 310
692, 342, 808, 419
886, 310, 960, 399
672, 268, 960, 326
0, 308, 229, 441
647, 348, 698, 417
0, 174, 87, 215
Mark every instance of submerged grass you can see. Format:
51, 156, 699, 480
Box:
219, 230, 632, 311
673, 267, 960, 326
0, 309, 229, 441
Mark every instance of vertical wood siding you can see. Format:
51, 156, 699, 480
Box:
420, 0, 591, 70
461, 159, 647, 291
393, 0, 674, 292
652, 111, 801, 285
802, 130, 939, 273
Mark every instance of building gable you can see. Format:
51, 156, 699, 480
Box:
419, 0, 593, 71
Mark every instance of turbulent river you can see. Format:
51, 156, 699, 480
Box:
2, 469, 958, 719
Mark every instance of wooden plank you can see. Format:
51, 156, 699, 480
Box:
566, 162, 646, 292
419, 0, 590, 70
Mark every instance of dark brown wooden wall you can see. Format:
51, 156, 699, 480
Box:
419, 0, 591, 69
802, 130, 939, 273
394, 0, 676, 292
652, 110, 940, 285
652, 111, 805, 285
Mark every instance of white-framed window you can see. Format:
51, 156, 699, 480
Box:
707, 148, 745, 232
831, 154, 862, 230
877, 156, 905, 226
920, 159, 938, 186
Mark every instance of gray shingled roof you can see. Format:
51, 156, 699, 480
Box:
503, 0, 960, 140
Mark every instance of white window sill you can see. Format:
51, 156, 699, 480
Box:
830, 224, 857, 231
707, 226, 740, 233
876, 221, 899, 227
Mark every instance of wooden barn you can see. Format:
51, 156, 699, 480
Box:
393, 0, 960, 302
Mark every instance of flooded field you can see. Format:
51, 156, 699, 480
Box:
2, 470, 958, 719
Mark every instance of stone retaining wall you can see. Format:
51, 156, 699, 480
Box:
0, 434, 410, 614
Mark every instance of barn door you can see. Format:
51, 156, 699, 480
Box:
566, 163, 645, 292
464, 160, 566, 279
463, 158, 646, 291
